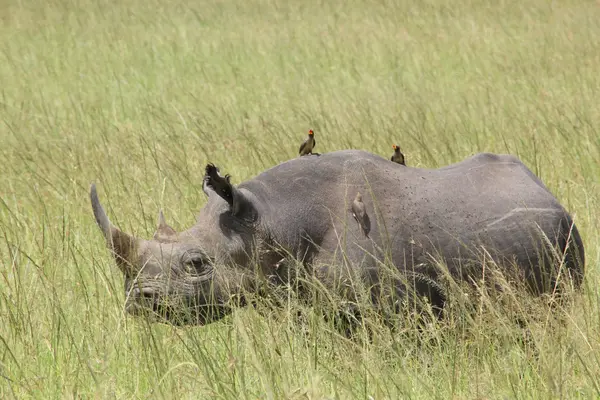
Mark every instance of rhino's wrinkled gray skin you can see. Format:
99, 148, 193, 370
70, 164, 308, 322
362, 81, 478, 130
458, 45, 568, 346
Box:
91, 150, 585, 325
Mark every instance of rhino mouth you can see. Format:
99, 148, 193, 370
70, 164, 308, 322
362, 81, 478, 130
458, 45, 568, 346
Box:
125, 284, 226, 325
125, 286, 177, 323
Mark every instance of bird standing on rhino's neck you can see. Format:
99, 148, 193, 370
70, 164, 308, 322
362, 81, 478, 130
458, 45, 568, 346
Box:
299, 129, 316, 156
391, 144, 405, 165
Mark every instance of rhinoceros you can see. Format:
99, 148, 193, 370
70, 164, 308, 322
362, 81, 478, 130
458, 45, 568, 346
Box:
90, 150, 585, 325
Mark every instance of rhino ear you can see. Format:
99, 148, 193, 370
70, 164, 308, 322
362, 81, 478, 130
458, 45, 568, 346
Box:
90, 183, 140, 276
204, 164, 257, 220
153, 210, 177, 241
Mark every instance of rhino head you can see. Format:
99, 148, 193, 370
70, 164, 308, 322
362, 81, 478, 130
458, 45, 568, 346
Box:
90, 165, 268, 325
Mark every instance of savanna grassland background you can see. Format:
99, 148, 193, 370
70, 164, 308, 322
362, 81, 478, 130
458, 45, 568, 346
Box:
1, 0, 600, 398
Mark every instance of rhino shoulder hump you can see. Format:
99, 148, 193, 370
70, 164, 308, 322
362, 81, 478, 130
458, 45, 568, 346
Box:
471, 152, 522, 165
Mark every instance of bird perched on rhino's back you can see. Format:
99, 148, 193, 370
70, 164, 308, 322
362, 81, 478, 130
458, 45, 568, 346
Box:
351, 192, 370, 237
299, 129, 316, 156
391, 144, 405, 165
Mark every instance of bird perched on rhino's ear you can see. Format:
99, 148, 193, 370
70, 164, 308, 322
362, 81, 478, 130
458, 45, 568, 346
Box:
391, 144, 405, 165
352, 192, 370, 237
299, 129, 316, 156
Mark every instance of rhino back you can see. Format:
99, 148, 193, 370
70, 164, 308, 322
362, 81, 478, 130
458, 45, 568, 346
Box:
239, 150, 578, 281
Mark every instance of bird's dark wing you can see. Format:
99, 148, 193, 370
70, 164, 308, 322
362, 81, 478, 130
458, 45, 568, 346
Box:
299, 140, 307, 154
352, 201, 370, 237
362, 213, 371, 236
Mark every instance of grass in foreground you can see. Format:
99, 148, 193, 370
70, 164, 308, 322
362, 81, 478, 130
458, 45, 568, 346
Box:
1, 0, 600, 398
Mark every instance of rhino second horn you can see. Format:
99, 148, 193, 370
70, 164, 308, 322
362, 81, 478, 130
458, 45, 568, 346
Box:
158, 209, 167, 227
90, 183, 139, 275
154, 209, 177, 240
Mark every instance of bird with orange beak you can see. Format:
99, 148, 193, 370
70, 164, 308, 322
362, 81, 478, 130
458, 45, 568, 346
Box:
391, 144, 405, 165
299, 130, 316, 156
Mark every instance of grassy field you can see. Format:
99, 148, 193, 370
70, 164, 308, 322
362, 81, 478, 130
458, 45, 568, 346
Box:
1, 0, 600, 398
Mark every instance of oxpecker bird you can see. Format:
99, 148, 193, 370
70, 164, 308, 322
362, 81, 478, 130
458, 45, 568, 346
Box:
299, 129, 316, 156
391, 144, 405, 165
352, 192, 370, 237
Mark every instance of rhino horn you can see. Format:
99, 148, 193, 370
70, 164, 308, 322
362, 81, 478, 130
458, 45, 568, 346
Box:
90, 183, 140, 276
153, 209, 177, 241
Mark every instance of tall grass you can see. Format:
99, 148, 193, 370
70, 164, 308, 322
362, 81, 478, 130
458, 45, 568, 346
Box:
1, 0, 600, 397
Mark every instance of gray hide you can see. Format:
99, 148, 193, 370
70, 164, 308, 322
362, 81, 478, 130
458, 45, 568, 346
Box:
91, 150, 585, 325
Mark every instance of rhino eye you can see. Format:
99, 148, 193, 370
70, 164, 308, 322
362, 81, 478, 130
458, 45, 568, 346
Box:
184, 258, 204, 275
